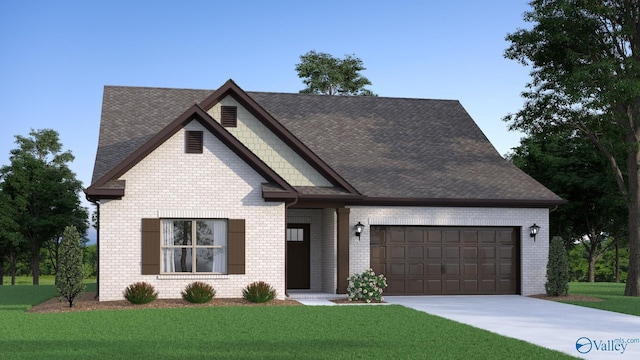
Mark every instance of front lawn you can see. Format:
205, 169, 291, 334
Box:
0, 286, 574, 359
562, 282, 640, 316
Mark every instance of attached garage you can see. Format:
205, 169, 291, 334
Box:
370, 226, 520, 295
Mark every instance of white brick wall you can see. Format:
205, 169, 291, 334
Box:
99, 120, 286, 301
347, 206, 550, 296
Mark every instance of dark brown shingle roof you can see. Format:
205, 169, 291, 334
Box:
90, 85, 563, 204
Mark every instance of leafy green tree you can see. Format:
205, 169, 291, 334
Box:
0, 129, 88, 285
546, 236, 570, 296
509, 129, 626, 281
505, 1, 640, 295
295, 50, 376, 96
56, 226, 85, 307
0, 182, 27, 285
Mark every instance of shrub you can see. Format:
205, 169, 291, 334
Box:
242, 281, 276, 303
546, 236, 569, 296
56, 226, 85, 307
347, 269, 387, 303
181, 281, 216, 303
123, 282, 158, 304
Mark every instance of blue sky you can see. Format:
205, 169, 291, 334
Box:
0, 0, 533, 219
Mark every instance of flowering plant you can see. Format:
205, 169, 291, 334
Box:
347, 269, 387, 303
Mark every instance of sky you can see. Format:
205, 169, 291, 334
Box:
0, 1, 535, 239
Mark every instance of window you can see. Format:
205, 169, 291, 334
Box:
185, 131, 203, 153
221, 106, 237, 127
161, 219, 227, 273
287, 228, 304, 242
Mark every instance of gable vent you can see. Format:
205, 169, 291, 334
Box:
221, 106, 237, 127
185, 131, 203, 154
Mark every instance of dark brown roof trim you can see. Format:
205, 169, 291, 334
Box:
345, 197, 567, 208
199, 79, 361, 196
85, 188, 124, 201
85, 104, 295, 200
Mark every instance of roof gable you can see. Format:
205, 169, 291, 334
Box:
85, 104, 296, 200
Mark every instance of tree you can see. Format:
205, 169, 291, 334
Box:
546, 236, 570, 296
0, 188, 26, 285
295, 50, 376, 96
504, 0, 640, 295
0, 129, 88, 285
56, 226, 85, 307
508, 129, 627, 281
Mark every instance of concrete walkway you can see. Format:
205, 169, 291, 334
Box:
385, 295, 640, 359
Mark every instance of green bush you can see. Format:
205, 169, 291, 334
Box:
347, 269, 387, 303
546, 236, 569, 296
181, 281, 216, 303
242, 281, 276, 303
55, 226, 85, 307
123, 282, 158, 304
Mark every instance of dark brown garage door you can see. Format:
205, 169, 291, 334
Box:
370, 226, 519, 295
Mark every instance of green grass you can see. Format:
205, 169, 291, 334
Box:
2, 275, 57, 285
562, 281, 640, 316
0, 287, 574, 359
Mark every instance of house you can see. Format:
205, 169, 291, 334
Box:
85, 79, 564, 301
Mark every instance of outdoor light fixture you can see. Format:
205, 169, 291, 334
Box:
529, 223, 540, 241
354, 222, 365, 238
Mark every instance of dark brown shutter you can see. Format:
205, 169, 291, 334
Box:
185, 131, 203, 153
221, 106, 237, 127
141, 218, 161, 275
227, 219, 245, 274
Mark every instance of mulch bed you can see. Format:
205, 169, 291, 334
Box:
28, 292, 301, 313
528, 294, 603, 302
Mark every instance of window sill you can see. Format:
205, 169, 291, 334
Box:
157, 274, 229, 280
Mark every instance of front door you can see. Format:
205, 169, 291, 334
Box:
287, 224, 310, 289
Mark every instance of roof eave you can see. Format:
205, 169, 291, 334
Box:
346, 197, 567, 208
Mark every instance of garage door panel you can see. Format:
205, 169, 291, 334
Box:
481, 263, 497, 276
371, 263, 385, 276
389, 246, 405, 259
427, 230, 442, 243
463, 247, 478, 259
389, 263, 405, 276
462, 280, 478, 293
463, 263, 478, 276
408, 263, 424, 276
443, 263, 460, 275
427, 246, 441, 259
387, 279, 405, 293
371, 226, 518, 295
408, 246, 425, 259
444, 231, 460, 243
444, 247, 459, 259
406, 229, 424, 243
388, 229, 405, 243
407, 279, 424, 293
426, 263, 441, 275
480, 246, 496, 259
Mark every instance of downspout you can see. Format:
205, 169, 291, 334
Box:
284, 194, 299, 298
86, 195, 100, 300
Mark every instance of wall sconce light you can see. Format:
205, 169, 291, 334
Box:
529, 223, 540, 241
354, 222, 365, 238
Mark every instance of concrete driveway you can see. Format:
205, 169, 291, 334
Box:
385, 295, 640, 359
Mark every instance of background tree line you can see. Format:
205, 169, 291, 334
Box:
0, 129, 90, 285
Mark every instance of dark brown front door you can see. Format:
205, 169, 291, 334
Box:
371, 226, 519, 295
287, 224, 310, 289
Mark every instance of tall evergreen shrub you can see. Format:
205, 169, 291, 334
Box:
56, 226, 85, 307
545, 236, 569, 296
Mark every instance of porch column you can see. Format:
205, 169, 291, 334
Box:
336, 207, 350, 294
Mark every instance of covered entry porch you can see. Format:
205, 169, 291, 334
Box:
285, 207, 353, 297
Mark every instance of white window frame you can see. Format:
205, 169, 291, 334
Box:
160, 218, 228, 274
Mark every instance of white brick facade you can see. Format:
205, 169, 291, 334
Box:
99, 120, 286, 301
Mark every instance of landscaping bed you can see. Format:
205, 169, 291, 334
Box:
28, 291, 301, 313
